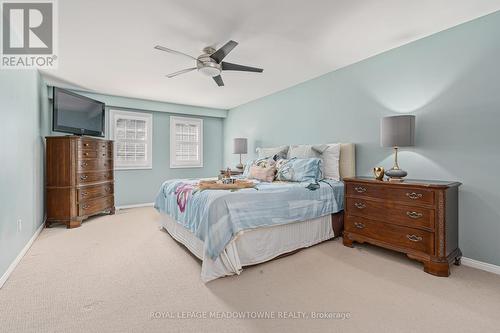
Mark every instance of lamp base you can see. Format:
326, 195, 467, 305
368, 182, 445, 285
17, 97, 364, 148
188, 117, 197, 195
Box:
235, 163, 244, 170
385, 168, 408, 182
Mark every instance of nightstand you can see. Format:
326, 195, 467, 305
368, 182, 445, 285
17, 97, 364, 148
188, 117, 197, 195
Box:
343, 177, 461, 277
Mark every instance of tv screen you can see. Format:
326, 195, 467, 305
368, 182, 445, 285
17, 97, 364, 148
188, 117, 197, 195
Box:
53, 88, 105, 137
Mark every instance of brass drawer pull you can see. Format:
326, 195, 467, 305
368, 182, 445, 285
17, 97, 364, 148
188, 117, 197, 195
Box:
84, 152, 89, 156
83, 143, 90, 147
82, 204, 90, 210
406, 211, 423, 219
406, 192, 423, 200
354, 202, 366, 209
105, 187, 111, 192
81, 162, 88, 167
406, 234, 423, 242
80, 175, 88, 180
354, 186, 366, 193
81, 191, 89, 197
354, 222, 365, 229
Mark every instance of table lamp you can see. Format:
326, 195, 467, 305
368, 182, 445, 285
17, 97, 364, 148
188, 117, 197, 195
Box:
233, 138, 247, 170
380, 115, 415, 182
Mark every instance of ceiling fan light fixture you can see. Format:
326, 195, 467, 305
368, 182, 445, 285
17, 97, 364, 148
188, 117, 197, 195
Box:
198, 63, 221, 77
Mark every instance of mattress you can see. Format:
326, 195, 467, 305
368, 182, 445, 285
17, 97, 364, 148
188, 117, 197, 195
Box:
159, 213, 334, 282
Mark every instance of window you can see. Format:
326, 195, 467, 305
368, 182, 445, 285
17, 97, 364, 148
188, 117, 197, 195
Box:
170, 116, 203, 168
109, 110, 153, 170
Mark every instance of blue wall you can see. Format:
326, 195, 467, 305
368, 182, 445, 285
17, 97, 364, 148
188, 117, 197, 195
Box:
224, 12, 500, 266
48, 91, 226, 206
0, 70, 47, 282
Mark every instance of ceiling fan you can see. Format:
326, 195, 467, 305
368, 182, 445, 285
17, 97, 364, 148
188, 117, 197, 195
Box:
154, 40, 263, 87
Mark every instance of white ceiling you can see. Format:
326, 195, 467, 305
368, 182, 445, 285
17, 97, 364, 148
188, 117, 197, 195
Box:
42, 0, 500, 110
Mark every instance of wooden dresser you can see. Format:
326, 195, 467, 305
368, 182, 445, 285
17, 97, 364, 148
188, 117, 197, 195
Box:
343, 177, 461, 276
46, 136, 115, 228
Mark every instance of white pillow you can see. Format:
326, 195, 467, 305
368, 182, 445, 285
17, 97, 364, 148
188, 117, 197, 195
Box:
255, 145, 289, 159
320, 143, 341, 181
287, 144, 322, 159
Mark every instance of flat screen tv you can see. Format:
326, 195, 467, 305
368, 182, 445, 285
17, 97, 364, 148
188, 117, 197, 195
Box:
53, 88, 105, 137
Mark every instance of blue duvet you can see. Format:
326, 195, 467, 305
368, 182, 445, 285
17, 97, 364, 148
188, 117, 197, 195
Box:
154, 179, 344, 260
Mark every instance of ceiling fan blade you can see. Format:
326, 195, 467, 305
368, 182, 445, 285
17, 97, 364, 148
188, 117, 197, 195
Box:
154, 45, 198, 61
166, 67, 197, 78
213, 75, 224, 87
210, 40, 238, 63
221, 62, 263, 73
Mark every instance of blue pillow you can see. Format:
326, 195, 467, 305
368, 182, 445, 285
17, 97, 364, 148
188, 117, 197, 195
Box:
276, 158, 323, 182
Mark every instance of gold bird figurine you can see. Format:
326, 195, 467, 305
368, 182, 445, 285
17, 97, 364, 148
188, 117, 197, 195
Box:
373, 167, 385, 181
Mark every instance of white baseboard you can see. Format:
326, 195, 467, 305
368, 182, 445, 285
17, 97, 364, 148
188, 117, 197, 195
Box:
462, 257, 500, 275
116, 202, 155, 210
0, 222, 45, 289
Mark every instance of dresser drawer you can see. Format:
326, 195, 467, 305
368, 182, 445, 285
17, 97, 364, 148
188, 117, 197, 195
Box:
78, 183, 114, 202
78, 149, 112, 159
346, 198, 434, 230
77, 171, 113, 184
78, 196, 114, 216
78, 139, 112, 151
77, 158, 113, 172
346, 182, 435, 206
345, 216, 434, 254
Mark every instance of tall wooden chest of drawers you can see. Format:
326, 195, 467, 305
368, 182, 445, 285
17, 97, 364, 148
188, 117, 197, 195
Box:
46, 136, 115, 228
343, 177, 461, 277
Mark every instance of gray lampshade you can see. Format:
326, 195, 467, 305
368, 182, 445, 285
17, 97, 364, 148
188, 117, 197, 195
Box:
233, 138, 248, 154
380, 115, 416, 147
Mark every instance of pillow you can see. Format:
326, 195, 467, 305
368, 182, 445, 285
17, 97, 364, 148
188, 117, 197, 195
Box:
288, 144, 341, 181
320, 143, 341, 181
276, 158, 323, 182
249, 165, 276, 182
243, 155, 279, 177
287, 144, 323, 159
256, 145, 289, 159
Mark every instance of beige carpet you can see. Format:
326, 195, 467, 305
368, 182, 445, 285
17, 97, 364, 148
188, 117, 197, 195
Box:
1, 207, 500, 333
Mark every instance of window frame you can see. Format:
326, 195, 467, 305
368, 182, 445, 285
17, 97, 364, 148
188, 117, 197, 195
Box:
170, 116, 204, 169
109, 109, 153, 170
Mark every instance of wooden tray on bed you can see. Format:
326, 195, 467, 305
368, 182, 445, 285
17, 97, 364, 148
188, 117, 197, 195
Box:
199, 179, 255, 190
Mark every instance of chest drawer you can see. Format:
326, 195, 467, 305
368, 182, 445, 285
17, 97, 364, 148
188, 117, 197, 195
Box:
78, 140, 112, 151
77, 171, 113, 184
77, 159, 113, 172
78, 196, 114, 216
346, 198, 434, 230
345, 216, 434, 255
78, 183, 114, 202
78, 149, 112, 160
346, 183, 435, 206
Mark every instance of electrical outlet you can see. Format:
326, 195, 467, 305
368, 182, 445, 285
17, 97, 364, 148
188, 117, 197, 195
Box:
17, 219, 22, 232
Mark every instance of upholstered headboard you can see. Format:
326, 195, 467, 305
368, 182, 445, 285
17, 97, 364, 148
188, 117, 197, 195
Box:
339, 143, 356, 179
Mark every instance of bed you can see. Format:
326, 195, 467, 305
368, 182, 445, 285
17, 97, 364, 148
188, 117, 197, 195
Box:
155, 143, 355, 282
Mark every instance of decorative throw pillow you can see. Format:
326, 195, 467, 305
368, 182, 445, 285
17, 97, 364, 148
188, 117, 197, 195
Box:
256, 145, 289, 159
243, 155, 279, 177
249, 165, 276, 182
276, 158, 323, 182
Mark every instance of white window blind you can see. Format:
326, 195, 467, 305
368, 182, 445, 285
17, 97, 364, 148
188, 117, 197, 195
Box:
109, 110, 153, 169
170, 116, 203, 168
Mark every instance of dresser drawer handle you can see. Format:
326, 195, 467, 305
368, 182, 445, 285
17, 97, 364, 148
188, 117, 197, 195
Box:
354, 222, 365, 229
80, 175, 88, 180
82, 204, 90, 210
102, 153, 106, 156
354, 202, 366, 209
83, 143, 90, 147
81, 162, 88, 167
105, 187, 111, 192
354, 186, 366, 193
406, 211, 423, 219
406, 192, 423, 200
84, 152, 89, 156
406, 234, 423, 242
81, 191, 89, 197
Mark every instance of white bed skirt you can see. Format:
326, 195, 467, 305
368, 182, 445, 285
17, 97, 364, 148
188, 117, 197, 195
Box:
159, 214, 335, 282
